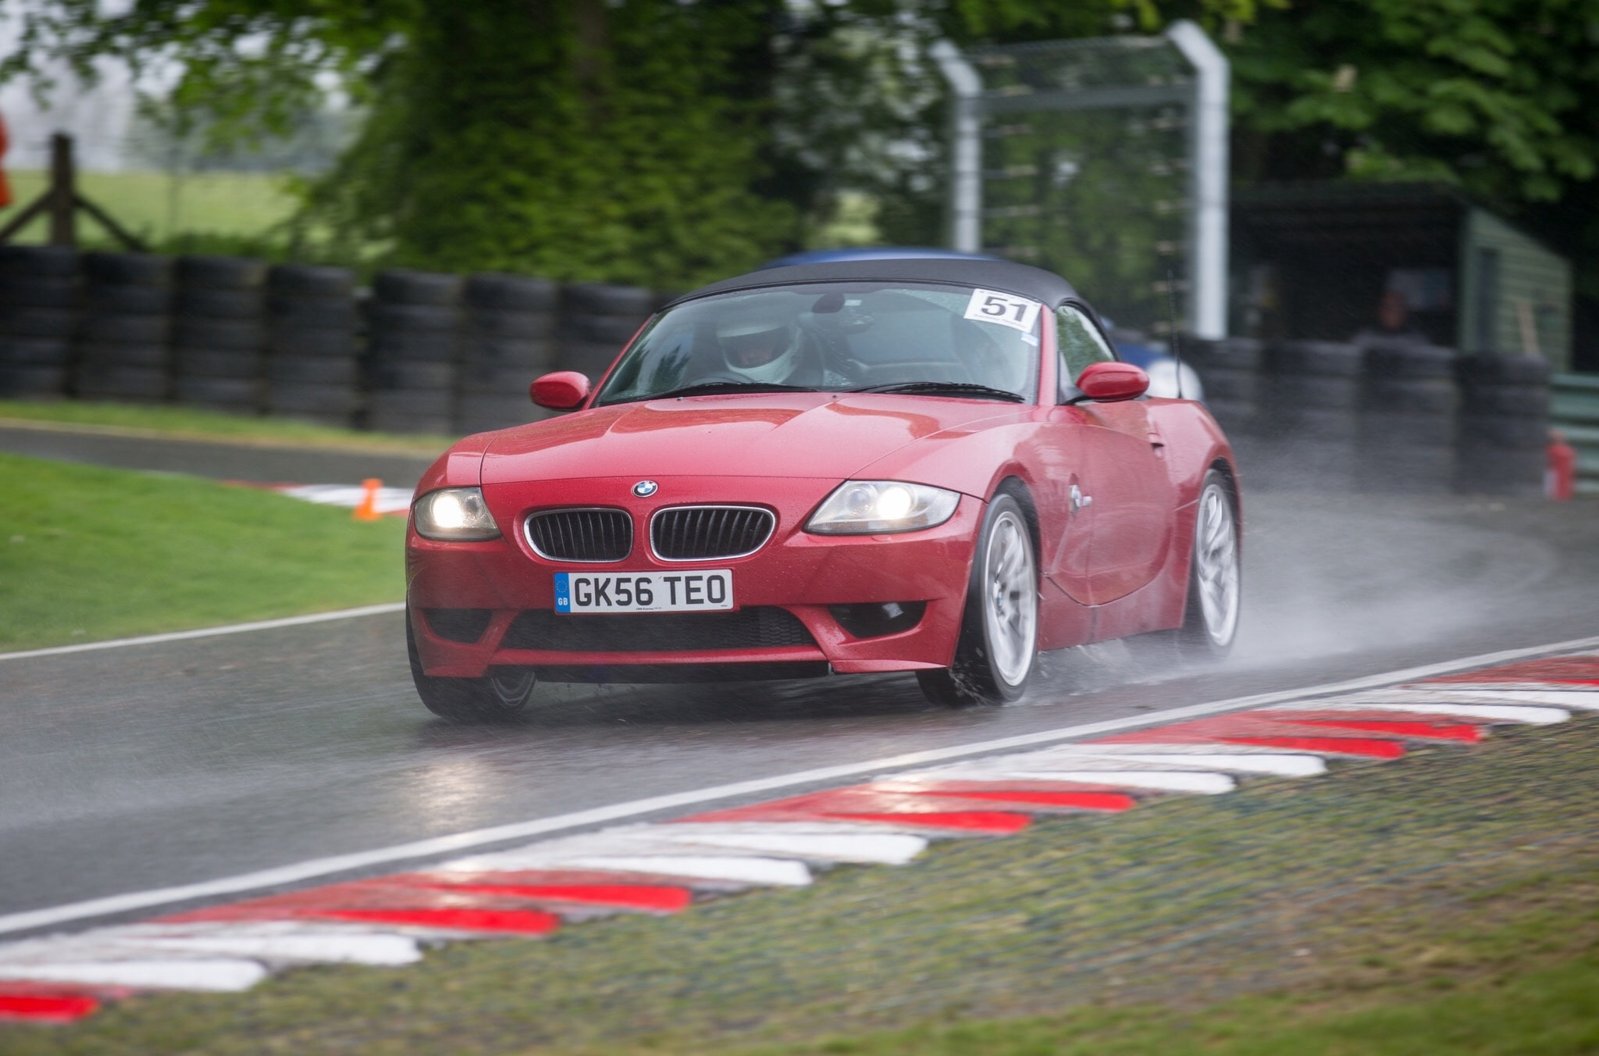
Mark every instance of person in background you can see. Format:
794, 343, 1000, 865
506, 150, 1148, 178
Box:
1352, 289, 1427, 345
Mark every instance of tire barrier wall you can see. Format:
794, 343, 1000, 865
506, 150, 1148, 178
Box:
364, 270, 462, 436
1250, 340, 1366, 491
0, 245, 79, 399
0, 246, 651, 436
264, 264, 361, 427
557, 283, 655, 383
75, 252, 174, 405
0, 245, 1566, 496
171, 256, 267, 416
1361, 339, 1461, 494
456, 274, 560, 436
1456, 355, 1552, 497
1180, 336, 1553, 496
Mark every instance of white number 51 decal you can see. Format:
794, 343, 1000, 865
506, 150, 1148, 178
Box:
963, 289, 1042, 333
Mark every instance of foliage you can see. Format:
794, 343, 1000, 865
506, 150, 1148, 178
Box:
292, 0, 797, 287
4, 0, 1596, 295
0, 0, 411, 149
1230, 0, 1599, 204
1228, 0, 1599, 288
125, 97, 356, 175
3, 0, 797, 289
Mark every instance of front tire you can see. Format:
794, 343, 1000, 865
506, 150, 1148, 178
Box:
918, 490, 1038, 706
1178, 469, 1241, 657
407, 609, 536, 724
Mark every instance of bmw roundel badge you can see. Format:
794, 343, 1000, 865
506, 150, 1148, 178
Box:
632, 480, 659, 498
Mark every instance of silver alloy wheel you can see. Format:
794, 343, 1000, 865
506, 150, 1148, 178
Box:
981, 507, 1038, 686
1193, 482, 1240, 647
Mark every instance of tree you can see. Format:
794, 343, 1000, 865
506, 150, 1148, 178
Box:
13, 0, 1590, 302
2, 0, 797, 287
1228, 0, 1599, 294
294, 1, 796, 286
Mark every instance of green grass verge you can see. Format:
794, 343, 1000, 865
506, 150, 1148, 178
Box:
0, 399, 452, 455
0, 452, 406, 650
4, 169, 299, 250
3, 714, 1596, 1054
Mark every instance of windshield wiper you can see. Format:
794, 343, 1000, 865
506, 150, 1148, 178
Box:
849, 381, 1027, 403
611, 381, 822, 403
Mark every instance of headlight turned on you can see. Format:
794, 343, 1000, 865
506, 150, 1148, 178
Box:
413, 487, 501, 541
806, 481, 960, 535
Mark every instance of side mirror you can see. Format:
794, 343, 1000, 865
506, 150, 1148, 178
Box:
530, 371, 590, 410
1076, 361, 1149, 402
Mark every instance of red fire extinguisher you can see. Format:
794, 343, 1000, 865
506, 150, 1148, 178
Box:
0, 112, 12, 209
1546, 430, 1576, 501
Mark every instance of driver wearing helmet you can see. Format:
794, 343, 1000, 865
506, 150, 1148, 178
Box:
716, 315, 803, 384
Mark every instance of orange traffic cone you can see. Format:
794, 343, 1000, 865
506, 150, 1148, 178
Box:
354, 478, 384, 521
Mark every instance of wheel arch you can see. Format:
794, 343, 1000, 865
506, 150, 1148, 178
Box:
991, 474, 1042, 581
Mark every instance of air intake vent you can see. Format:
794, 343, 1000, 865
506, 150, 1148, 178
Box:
651, 506, 775, 561
503, 608, 815, 652
524, 509, 632, 562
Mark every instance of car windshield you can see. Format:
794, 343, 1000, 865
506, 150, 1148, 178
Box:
594, 282, 1043, 406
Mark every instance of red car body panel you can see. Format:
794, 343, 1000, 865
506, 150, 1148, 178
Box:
478, 394, 1025, 487
406, 262, 1239, 688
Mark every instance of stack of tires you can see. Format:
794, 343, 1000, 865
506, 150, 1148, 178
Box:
0, 245, 79, 399
365, 269, 461, 436
1358, 340, 1459, 493
262, 264, 362, 427
555, 282, 654, 381
170, 256, 267, 415
74, 252, 173, 404
1182, 335, 1263, 438
1255, 340, 1365, 490
455, 273, 559, 435
1454, 355, 1550, 496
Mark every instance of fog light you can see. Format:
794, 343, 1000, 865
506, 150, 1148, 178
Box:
424, 608, 494, 643
829, 601, 926, 639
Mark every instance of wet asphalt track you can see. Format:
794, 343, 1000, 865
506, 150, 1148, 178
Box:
4, 425, 1598, 935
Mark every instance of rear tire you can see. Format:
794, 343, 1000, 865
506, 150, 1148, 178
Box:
918, 490, 1038, 706
407, 609, 535, 723
1177, 470, 1241, 658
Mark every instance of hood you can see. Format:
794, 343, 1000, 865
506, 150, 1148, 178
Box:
479, 393, 1023, 485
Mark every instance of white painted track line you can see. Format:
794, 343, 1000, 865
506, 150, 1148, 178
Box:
443, 852, 813, 887
911, 766, 1237, 795
4, 632, 1599, 938
973, 747, 1329, 777
535, 825, 929, 865
1402, 689, 1599, 710
0, 959, 269, 992
0, 603, 406, 662
102, 922, 424, 966
1266, 700, 1570, 724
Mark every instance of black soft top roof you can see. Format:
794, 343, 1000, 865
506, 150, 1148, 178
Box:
668, 258, 1084, 310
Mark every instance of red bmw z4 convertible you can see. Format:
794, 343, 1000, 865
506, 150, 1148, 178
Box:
406, 258, 1241, 721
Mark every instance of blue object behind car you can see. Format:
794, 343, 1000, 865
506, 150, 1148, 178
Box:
761, 246, 1001, 269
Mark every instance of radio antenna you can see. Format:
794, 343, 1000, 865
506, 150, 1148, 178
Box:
1166, 269, 1185, 400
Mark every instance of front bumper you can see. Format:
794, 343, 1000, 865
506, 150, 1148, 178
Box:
406, 474, 981, 680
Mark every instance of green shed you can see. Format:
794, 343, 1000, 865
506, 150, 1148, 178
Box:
1232, 183, 1573, 370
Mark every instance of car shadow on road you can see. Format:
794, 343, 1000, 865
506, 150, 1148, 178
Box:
405, 670, 1026, 749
